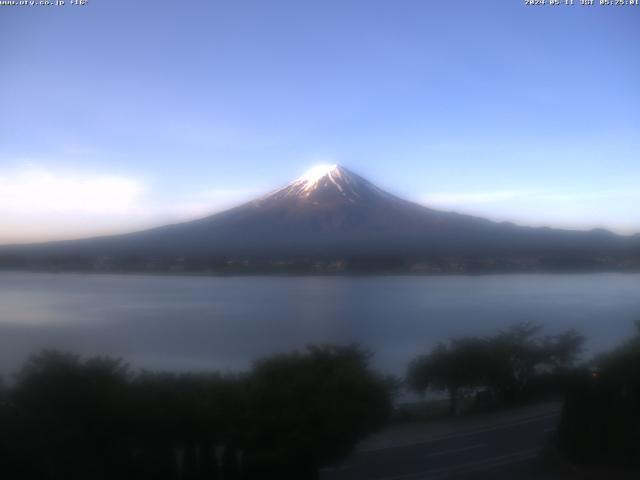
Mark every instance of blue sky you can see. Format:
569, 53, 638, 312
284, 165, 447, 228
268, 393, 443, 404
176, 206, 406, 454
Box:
1, 0, 639, 243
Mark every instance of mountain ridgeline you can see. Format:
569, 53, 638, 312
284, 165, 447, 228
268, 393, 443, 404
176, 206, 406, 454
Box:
2, 166, 639, 273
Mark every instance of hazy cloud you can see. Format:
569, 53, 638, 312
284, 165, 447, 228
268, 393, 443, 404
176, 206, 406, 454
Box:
0, 165, 265, 244
421, 190, 538, 206
0, 166, 144, 214
421, 189, 640, 207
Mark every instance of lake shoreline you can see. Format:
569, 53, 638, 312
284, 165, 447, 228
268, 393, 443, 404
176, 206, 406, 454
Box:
2, 267, 640, 278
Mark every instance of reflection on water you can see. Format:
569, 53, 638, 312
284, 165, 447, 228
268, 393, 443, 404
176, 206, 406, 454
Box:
1, 272, 639, 376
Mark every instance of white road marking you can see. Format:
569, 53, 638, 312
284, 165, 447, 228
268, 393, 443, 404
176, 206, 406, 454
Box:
426, 443, 487, 458
359, 411, 559, 453
373, 448, 540, 480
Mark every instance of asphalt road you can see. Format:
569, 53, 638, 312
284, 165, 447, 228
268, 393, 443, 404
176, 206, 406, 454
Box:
320, 405, 561, 480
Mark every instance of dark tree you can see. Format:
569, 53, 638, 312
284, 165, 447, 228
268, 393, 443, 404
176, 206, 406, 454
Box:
485, 323, 585, 402
484, 323, 545, 402
408, 323, 586, 413
245, 345, 393, 478
558, 322, 640, 468
0, 346, 392, 480
407, 337, 489, 415
9, 351, 130, 480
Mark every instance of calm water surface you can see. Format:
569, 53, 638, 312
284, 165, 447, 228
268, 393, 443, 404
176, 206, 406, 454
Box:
1, 272, 639, 377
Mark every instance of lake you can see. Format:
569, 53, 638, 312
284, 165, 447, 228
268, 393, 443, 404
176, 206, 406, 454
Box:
1, 272, 639, 379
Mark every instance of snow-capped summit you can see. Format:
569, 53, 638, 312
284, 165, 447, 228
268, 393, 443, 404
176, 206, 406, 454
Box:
297, 164, 340, 187
263, 164, 391, 204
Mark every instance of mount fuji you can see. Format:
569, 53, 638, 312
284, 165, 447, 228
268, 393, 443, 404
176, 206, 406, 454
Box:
1, 165, 638, 271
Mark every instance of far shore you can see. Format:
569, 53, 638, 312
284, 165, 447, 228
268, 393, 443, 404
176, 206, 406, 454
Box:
1, 267, 640, 278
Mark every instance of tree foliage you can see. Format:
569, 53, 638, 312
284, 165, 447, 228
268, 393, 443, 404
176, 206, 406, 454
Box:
407, 323, 586, 413
0, 346, 391, 480
558, 321, 640, 468
246, 345, 392, 476
407, 337, 489, 414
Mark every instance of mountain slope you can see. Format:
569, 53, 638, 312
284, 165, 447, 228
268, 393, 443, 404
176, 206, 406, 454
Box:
1, 165, 637, 260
